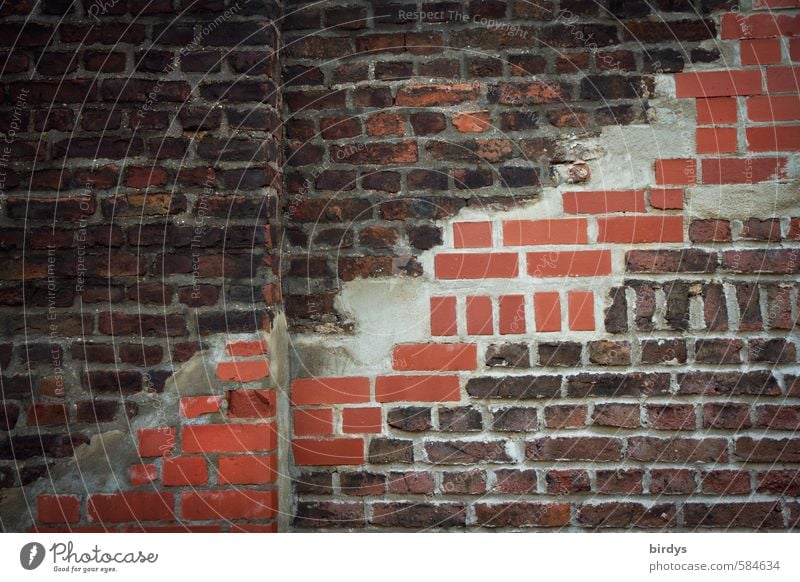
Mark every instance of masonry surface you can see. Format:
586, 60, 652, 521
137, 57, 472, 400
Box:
0, 0, 799, 532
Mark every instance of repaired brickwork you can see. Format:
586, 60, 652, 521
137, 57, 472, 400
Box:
0, 0, 799, 532
0, 0, 283, 531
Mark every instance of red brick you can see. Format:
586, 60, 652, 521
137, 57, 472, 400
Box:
534, 292, 561, 332
452, 110, 491, 133
702, 157, 788, 183
137, 427, 175, 457
696, 127, 738, 154
499, 295, 526, 334
342, 407, 382, 433
293, 438, 365, 465
294, 408, 334, 436
702, 470, 751, 495
647, 404, 696, 431
182, 423, 275, 453
129, 463, 157, 487
746, 126, 800, 151
375, 375, 460, 402
649, 188, 683, 210
27, 403, 67, 426
766, 66, 800, 92
181, 489, 276, 521
180, 395, 222, 418
747, 95, 800, 121
598, 216, 683, 243
562, 190, 645, 214
396, 83, 480, 106
453, 221, 492, 248
88, 492, 174, 523
475, 502, 570, 528
218, 454, 276, 485
227, 389, 276, 418
225, 339, 267, 356
430, 296, 457, 336
792, 38, 800, 61
676, 70, 762, 98
38, 494, 80, 524
696, 97, 737, 124
466, 295, 493, 335
568, 291, 595, 331
434, 252, 518, 279
527, 250, 612, 277
503, 218, 588, 245
742, 39, 782, 67
291, 377, 371, 405
721, 13, 800, 39
162, 456, 208, 486
215, 359, 270, 382
392, 343, 477, 371
655, 159, 697, 185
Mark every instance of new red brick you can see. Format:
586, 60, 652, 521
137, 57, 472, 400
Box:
38, 494, 80, 524
675, 70, 762, 98
503, 218, 588, 245
597, 216, 683, 243
696, 97, 737, 124
162, 456, 208, 486
129, 463, 157, 487
746, 126, 800, 151
392, 343, 477, 371
696, 127, 737, 154
747, 95, 800, 121
527, 250, 612, 277
218, 454, 276, 485
137, 427, 175, 457
180, 395, 222, 419
741, 38, 782, 65
568, 291, 595, 331
375, 375, 460, 402
430, 296, 457, 336
655, 159, 697, 185
499, 295, 526, 334
453, 221, 492, 248
181, 489, 276, 520
215, 359, 270, 382
766, 66, 800, 93
225, 339, 267, 356
466, 295, 493, 335
702, 157, 788, 183
562, 191, 645, 214
721, 13, 800, 39
649, 189, 683, 210
293, 408, 334, 436
434, 252, 518, 279
534, 292, 561, 332
293, 438, 365, 465
182, 423, 275, 453
342, 407, 382, 433
291, 377, 371, 405
88, 492, 174, 523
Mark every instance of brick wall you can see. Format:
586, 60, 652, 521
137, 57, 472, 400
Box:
0, 0, 799, 532
0, 0, 283, 531
286, 0, 800, 530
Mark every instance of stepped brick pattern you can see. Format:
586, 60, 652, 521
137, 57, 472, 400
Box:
34, 339, 278, 532
287, 0, 800, 530
0, 0, 282, 531
0, 0, 798, 532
